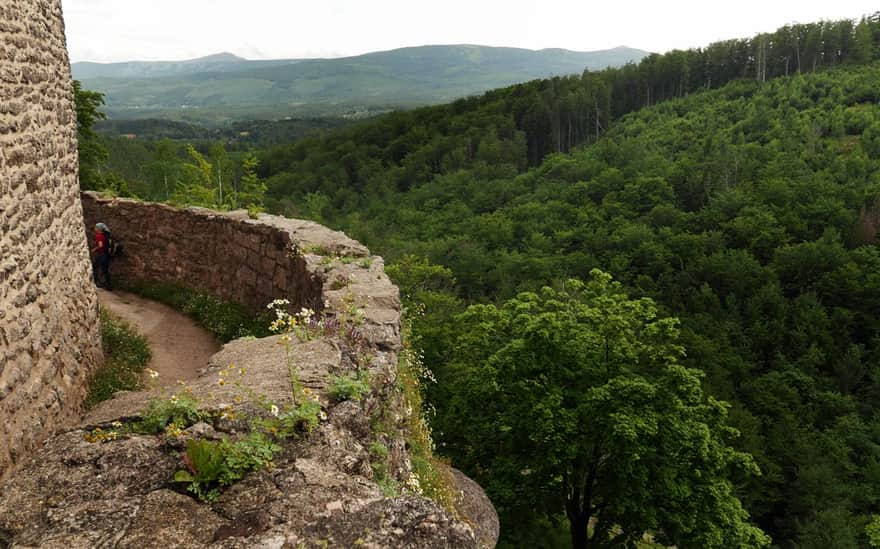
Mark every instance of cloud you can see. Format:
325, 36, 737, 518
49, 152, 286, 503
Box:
61, 0, 880, 63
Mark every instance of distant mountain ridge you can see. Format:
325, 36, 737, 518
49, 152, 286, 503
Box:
72, 52, 302, 80
72, 44, 650, 124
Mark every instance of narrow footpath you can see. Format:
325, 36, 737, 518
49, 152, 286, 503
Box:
97, 289, 220, 386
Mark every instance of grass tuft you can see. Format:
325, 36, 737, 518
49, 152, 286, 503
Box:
85, 309, 152, 408
121, 280, 270, 342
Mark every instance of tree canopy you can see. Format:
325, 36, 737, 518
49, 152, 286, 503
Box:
442, 271, 769, 548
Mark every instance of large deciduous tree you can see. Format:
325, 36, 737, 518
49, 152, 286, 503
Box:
73, 80, 108, 189
442, 270, 769, 548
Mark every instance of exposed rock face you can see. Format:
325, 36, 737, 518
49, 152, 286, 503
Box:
0, 0, 102, 481
1, 195, 498, 547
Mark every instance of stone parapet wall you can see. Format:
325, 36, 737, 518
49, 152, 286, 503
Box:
82, 194, 320, 314
81, 192, 401, 349
0, 1, 102, 481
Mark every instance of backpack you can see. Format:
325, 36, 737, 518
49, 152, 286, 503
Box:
106, 230, 122, 258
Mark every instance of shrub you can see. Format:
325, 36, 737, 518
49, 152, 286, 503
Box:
327, 370, 372, 402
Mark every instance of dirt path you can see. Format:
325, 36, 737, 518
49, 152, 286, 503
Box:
97, 289, 220, 386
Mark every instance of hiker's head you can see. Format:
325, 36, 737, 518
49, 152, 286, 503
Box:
95, 222, 108, 233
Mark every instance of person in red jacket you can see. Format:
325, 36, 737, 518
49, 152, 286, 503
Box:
91, 222, 111, 290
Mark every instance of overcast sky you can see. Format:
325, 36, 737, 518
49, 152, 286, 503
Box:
62, 0, 879, 63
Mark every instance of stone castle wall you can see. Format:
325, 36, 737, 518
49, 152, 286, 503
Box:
81, 194, 326, 315
0, 1, 102, 481
81, 193, 401, 348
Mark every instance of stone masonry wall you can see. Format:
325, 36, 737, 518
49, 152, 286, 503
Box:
80, 193, 401, 349
82, 194, 340, 316
0, 1, 102, 481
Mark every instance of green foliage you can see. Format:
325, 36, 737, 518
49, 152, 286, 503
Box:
73, 80, 109, 189
236, 152, 266, 209
85, 309, 152, 408
135, 393, 205, 434
867, 515, 880, 548
368, 441, 399, 497
122, 280, 269, 342
327, 370, 372, 402
259, 398, 322, 437
443, 271, 769, 548
173, 432, 280, 502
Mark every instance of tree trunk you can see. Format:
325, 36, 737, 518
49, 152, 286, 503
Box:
570, 512, 589, 549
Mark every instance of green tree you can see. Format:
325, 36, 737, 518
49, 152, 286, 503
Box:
235, 152, 266, 210
209, 142, 233, 207
442, 271, 769, 549
867, 515, 880, 547
73, 80, 108, 189
145, 138, 181, 201
854, 18, 874, 63
171, 144, 214, 207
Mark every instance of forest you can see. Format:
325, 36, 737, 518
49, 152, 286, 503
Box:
80, 13, 880, 549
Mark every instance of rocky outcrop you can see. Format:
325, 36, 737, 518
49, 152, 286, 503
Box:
0, 0, 102, 481
0, 196, 498, 547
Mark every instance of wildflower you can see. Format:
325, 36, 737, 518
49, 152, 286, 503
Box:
318, 410, 328, 421
302, 387, 313, 395
270, 404, 280, 417
146, 368, 159, 379
165, 422, 183, 438
218, 378, 226, 386
280, 334, 292, 343
405, 472, 422, 494
111, 420, 123, 428
170, 394, 179, 404
239, 368, 246, 375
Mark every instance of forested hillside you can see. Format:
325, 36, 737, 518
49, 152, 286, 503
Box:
254, 15, 880, 548
81, 13, 880, 548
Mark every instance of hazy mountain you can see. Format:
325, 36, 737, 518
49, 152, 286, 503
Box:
72, 45, 650, 124
72, 52, 302, 80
